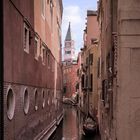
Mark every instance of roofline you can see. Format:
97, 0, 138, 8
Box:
87, 10, 97, 16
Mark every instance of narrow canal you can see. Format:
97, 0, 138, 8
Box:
50, 105, 101, 140
62, 105, 101, 140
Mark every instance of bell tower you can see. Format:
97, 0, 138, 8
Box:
64, 22, 75, 62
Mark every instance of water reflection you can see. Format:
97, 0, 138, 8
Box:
62, 105, 101, 140
62, 105, 79, 140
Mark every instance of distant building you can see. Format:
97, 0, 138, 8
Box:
62, 23, 78, 98
80, 10, 100, 119
63, 22, 75, 63
63, 63, 79, 98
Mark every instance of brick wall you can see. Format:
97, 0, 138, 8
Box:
63, 64, 78, 98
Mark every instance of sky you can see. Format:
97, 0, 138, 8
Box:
62, 0, 98, 58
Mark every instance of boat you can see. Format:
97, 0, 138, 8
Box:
62, 97, 78, 106
83, 117, 97, 135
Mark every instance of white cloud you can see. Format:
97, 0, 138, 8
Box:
62, 6, 82, 29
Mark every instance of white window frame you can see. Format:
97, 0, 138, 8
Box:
34, 89, 38, 111
42, 44, 46, 65
24, 23, 29, 53
23, 88, 30, 115
50, 0, 53, 27
41, 0, 45, 19
6, 87, 15, 120
34, 36, 39, 60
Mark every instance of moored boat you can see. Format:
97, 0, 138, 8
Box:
83, 117, 97, 136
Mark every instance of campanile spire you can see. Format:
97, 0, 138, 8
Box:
64, 22, 75, 62
65, 22, 72, 41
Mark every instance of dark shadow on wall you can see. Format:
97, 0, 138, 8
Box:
0, 0, 4, 139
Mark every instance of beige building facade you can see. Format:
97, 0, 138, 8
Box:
80, 10, 100, 121
98, 0, 140, 139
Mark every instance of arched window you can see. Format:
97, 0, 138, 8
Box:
7, 88, 15, 120
34, 89, 38, 111
47, 90, 50, 106
42, 90, 45, 108
23, 89, 30, 114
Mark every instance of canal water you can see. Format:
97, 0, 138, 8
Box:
51, 104, 101, 140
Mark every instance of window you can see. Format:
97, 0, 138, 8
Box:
34, 37, 39, 60
23, 89, 30, 115
86, 57, 89, 65
48, 91, 50, 105
52, 91, 54, 105
7, 88, 15, 120
97, 58, 100, 77
41, 0, 45, 18
91, 38, 97, 44
86, 75, 88, 88
42, 44, 46, 65
77, 69, 80, 76
82, 75, 85, 88
47, 53, 50, 68
24, 23, 29, 53
102, 80, 108, 105
65, 51, 71, 54
107, 51, 113, 76
89, 54, 93, 65
50, 0, 53, 26
42, 90, 45, 108
90, 74, 93, 92
34, 90, 38, 111
63, 86, 67, 94
76, 83, 79, 91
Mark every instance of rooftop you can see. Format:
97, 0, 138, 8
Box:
87, 10, 97, 16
